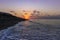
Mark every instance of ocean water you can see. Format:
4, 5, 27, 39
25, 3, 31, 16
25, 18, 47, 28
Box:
0, 19, 60, 40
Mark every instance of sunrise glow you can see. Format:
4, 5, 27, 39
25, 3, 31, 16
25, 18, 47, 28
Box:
23, 13, 31, 20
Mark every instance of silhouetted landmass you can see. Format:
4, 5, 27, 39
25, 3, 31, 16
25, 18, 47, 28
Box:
0, 12, 26, 30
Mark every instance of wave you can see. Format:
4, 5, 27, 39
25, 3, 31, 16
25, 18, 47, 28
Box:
0, 21, 60, 40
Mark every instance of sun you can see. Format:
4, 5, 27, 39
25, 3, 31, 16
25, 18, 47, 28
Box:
23, 13, 30, 20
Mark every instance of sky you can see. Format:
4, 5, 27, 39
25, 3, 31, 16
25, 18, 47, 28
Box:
0, 0, 60, 15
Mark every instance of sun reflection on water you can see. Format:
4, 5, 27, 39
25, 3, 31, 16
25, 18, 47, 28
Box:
23, 21, 30, 26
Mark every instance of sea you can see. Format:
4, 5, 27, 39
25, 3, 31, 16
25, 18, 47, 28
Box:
0, 19, 60, 40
